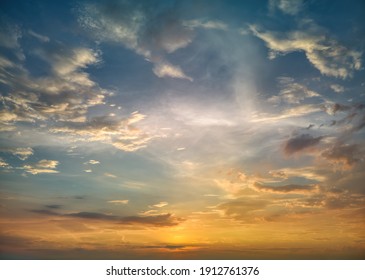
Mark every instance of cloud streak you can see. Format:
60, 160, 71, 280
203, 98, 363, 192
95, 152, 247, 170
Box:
30, 209, 183, 227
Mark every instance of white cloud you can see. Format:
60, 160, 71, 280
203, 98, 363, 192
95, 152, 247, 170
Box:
0, 158, 10, 168
330, 84, 345, 93
28, 30, 49, 42
50, 113, 153, 152
269, 167, 327, 182
251, 104, 320, 123
108, 200, 129, 204
0, 147, 33, 160
269, 77, 320, 104
104, 172, 117, 178
153, 202, 168, 208
250, 23, 362, 79
152, 61, 193, 81
35, 159, 58, 169
183, 20, 228, 30
269, 0, 304, 15
0, 42, 110, 132
85, 160, 100, 165
23, 159, 59, 175
77, 1, 194, 81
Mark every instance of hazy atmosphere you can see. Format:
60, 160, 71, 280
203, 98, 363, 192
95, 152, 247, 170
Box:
1, 0, 364, 259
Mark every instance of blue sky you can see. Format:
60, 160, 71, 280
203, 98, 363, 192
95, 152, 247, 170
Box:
0, 0, 364, 259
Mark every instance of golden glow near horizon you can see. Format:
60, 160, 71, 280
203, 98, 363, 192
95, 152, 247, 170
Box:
1, 0, 365, 259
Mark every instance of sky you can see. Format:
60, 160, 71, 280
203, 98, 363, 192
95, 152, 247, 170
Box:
0, 0, 364, 259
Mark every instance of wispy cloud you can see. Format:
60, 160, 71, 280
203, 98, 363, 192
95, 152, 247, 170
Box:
104, 173, 117, 178
30, 209, 183, 227
152, 202, 168, 208
253, 182, 318, 194
269, 77, 320, 104
250, 22, 362, 78
77, 1, 193, 81
269, 0, 304, 15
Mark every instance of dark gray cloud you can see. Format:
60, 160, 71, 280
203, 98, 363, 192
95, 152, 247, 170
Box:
323, 103, 365, 133
45, 204, 62, 209
284, 134, 323, 155
29, 209, 184, 227
322, 143, 360, 167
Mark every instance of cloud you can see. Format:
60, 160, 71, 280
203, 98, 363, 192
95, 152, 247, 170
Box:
45, 204, 62, 209
153, 202, 168, 208
28, 30, 50, 42
0, 157, 10, 168
0, 21, 24, 60
104, 173, 117, 178
269, 167, 327, 182
85, 160, 100, 165
0, 39, 110, 132
50, 112, 153, 152
108, 200, 129, 204
35, 159, 58, 169
269, 0, 304, 15
0, 147, 33, 160
152, 61, 193, 81
217, 198, 271, 222
23, 159, 59, 175
30, 209, 183, 227
253, 182, 317, 194
322, 103, 365, 132
284, 134, 323, 155
251, 104, 320, 123
77, 1, 193, 81
250, 22, 362, 78
268, 77, 320, 104
330, 84, 345, 93
322, 143, 360, 168
182, 19, 228, 30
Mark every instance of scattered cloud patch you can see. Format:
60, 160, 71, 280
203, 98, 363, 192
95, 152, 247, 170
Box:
0, 147, 33, 160
23, 159, 59, 175
77, 1, 193, 81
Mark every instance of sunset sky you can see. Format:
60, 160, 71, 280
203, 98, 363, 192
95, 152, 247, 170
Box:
1, 0, 364, 259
